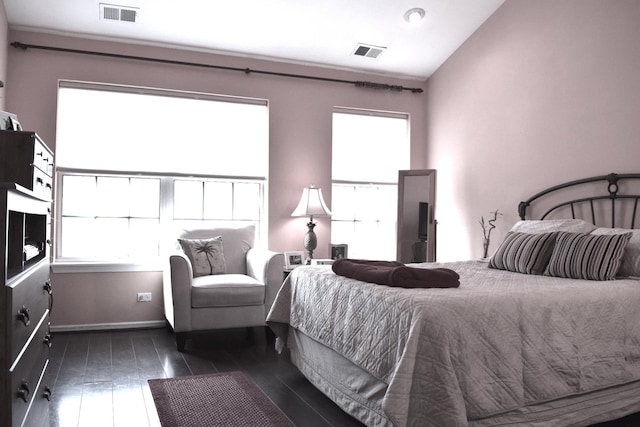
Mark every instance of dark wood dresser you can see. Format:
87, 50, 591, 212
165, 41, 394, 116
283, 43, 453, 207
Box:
0, 131, 54, 202
0, 130, 54, 427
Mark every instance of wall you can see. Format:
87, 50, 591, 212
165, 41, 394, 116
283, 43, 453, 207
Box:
0, 3, 7, 110
427, 0, 640, 261
6, 30, 427, 328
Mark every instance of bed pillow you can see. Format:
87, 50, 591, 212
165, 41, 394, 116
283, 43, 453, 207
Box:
178, 236, 226, 277
489, 231, 558, 275
509, 219, 596, 234
590, 227, 640, 277
544, 231, 632, 281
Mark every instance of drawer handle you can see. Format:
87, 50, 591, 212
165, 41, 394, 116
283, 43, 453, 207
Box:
44, 280, 54, 311
17, 381, 30, 403
46, 183, 52, 189
43, 386, 52, 401
17, 306, 30, 327
44, 333, 53, 348
43, 280, 53, 295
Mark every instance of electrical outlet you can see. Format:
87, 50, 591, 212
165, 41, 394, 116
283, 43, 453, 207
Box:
137, 292, 152, 302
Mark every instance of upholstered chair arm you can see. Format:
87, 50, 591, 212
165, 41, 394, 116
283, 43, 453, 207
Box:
164, 252, 193, 333
246, 249, 285, 313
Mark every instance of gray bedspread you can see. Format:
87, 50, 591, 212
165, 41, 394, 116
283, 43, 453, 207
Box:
266, 261, 640, 427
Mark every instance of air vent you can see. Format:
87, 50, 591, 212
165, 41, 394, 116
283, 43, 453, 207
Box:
100, 3, 139, 23
352, 43, 386, 59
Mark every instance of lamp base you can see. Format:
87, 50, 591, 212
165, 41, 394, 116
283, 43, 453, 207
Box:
303, 221, 317, 264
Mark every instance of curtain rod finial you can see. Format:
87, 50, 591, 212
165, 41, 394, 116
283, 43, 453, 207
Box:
11, 41, 28, 50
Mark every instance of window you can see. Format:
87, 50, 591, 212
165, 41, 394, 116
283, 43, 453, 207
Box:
331, 109, 409, 260
55, 81, 268, 268
60, 174, 161, 260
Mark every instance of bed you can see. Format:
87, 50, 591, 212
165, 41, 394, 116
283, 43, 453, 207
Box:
266, 173, 640, 426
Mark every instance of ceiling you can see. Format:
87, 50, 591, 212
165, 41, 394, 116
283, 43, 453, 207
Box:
3, 0, 505, 80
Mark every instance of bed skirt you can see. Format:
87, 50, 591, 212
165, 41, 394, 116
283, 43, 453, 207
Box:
288, 326, 640, 427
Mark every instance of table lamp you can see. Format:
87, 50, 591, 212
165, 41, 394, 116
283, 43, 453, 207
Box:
291, 185, 332, 263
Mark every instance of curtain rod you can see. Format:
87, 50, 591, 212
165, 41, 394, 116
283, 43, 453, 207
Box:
11, 41, 424, 94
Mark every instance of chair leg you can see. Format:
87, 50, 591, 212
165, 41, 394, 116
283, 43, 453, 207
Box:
265, 326, 276, 344
176, 332, 187, 352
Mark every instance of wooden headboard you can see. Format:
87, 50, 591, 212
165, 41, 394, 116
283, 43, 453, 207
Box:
518, 173, 640, 228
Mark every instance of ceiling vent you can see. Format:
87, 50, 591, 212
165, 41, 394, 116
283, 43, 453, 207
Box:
100, 3, 139, 23
352, 43, 386, 59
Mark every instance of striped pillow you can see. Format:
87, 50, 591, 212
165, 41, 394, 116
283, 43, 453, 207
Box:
489, 232, 558, 275
544, 232, 632, 280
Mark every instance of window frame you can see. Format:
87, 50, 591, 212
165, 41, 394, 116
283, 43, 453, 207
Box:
330, 107, 410, 260
53, 81, 269, 273
53, 169, 266, 273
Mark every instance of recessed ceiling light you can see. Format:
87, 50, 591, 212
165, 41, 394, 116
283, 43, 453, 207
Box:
404, 8, 425, 24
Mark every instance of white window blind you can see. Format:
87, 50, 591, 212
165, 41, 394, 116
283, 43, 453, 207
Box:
56, 81, 268, 177
332, 110, 409, 183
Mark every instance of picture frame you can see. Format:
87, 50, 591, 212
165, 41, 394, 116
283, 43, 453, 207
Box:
311, 258, 334, 266
284, 251, 305, 269
329, 243, 348, 260
7, 115, 21, 131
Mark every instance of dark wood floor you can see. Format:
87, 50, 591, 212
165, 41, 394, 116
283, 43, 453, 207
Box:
45, 327, 640, 427
45, 326, 364, 427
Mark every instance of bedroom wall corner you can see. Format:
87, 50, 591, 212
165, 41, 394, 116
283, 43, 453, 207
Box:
426, 0, 640, 261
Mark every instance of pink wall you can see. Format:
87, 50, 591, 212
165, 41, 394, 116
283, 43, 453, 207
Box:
427, 0, 640, 261
0, 3, 7, 111
6, 30, 427, 328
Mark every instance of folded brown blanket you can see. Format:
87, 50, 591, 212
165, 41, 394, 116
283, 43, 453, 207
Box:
332, 258, 460, 289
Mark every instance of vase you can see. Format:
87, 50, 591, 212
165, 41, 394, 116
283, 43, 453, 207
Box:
482, 239, 490, 259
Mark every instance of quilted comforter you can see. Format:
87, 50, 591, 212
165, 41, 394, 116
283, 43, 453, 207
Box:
266, 261, 640, 427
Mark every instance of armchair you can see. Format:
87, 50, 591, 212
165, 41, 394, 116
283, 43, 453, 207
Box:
163, 225, 284, 351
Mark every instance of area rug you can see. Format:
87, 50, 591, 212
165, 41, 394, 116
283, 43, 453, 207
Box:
148, 371, 294, 427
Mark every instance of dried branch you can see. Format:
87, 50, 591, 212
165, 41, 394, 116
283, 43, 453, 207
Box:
479, 210, 502, 241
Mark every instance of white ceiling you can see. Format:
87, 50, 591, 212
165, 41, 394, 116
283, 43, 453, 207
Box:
3, 0, 505, 80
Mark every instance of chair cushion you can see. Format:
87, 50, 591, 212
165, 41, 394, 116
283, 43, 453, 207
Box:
179, 225, 255, 274
191, 274, 265, 308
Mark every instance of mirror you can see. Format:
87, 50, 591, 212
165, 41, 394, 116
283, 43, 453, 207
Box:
397, 169, 436, 263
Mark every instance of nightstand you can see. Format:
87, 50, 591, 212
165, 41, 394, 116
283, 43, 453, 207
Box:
283, 267, 295, 281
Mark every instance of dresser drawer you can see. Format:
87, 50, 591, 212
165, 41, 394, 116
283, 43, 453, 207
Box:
32, 168, 53, 201
19, 367, 50, 427
32, 138, 54, 176
10, 314, 50, 427
0, 131, 54, 195
7, 259, 51, 363
20, 372, 50, 427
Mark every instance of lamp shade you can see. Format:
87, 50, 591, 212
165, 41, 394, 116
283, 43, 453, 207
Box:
292, 185, 332, 218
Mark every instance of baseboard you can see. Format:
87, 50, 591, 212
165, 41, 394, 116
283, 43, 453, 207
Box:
50, 320, 166, 333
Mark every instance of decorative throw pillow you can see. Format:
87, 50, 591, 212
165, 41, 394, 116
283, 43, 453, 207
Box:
591, 228, 640, 277
544, 231, 632, 281
178, 237, 226, 277
489, 231, 558, 275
